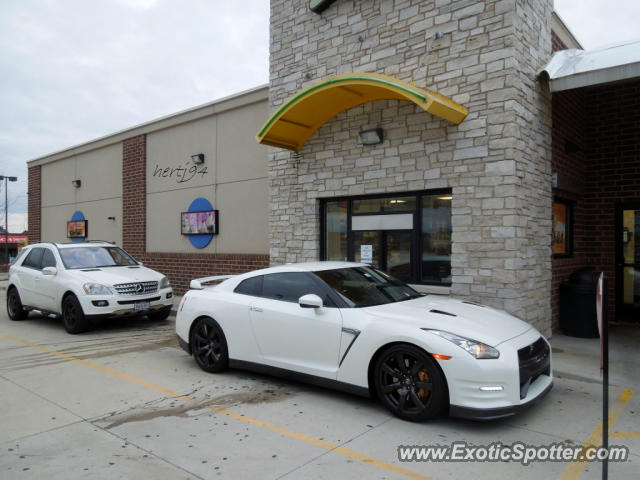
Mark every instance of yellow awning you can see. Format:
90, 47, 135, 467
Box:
256, 73, 467, 152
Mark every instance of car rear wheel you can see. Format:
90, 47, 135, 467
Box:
7, 287, 28, 321
62, 295, 90, 334
374, 344, 446, 422
191, 317, 228, 373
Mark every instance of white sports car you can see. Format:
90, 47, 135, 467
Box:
176, 262, 552, 421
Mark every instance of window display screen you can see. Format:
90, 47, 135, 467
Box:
181, 210, 218, 235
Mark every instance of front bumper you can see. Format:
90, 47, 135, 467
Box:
439, 327, 553, 420
79, 288, 174, 317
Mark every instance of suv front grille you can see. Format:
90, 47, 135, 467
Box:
114, 281, 158, 295
518, 337, 551, 399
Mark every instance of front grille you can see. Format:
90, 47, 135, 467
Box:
114, 281, 158, 295
518, 337, 551, 399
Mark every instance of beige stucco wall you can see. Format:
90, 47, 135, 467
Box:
40, 143, 123, 244
145, 99, 269, 254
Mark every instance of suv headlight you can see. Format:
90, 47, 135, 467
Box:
159, 276, 171, 289
424, 329, 500, 359
82, 283, 113, 295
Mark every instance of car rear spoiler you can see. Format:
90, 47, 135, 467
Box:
189, 275, 236, 290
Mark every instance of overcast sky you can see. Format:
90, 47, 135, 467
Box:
1, 0, 639, 223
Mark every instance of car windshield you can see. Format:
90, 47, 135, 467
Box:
313, 266, 422, 308
59, 246, 138, 269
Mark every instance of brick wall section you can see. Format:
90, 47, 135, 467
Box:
138, 252, 269, 295
585, 80, 640, 322
268, 0, 553, 333
122, 135, 147, 258
551, 31, 567, 53
550, 89, 587, 330
27, 165, 41, 244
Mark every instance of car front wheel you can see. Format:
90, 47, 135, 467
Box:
62, 295, 90, 334
374, 344, 447, 422
7, 287, 28, 321
191, 317, 228, 373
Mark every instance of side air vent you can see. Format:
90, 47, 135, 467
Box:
127, 266, 141, 269
81, 268, 102, 272
429, 309, 457, 317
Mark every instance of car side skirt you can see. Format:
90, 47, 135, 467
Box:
449, 380, 553, 421
229, 359, 371, 398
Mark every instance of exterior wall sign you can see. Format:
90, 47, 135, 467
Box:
68, 211, 87, 242
553, 198, 573, 257
184, 198, 216, 249
152, 162, 208, 184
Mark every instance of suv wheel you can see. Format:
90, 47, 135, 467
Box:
62, 295, 90, 334
148, 306, 171, 322
7, 287, 28, 321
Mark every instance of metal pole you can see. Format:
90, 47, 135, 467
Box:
4, 177, 8, 265
602, 277, 609, 480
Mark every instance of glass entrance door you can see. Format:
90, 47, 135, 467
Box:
352, 230, 413, 282
617, 205, 640, 321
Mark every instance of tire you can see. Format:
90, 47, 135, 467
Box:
148, 306, 171, 322
61, 295, 90, 334
6, 287, 28, 321
374, 344, 447, 422
190, 317, 228, 373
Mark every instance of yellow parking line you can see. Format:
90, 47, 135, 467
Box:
610, 432, 640, 438
558, 387, 636, 480
0, 332, 433, 480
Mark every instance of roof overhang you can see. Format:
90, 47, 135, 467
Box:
256, 73, 467, 152
541, 40, 640, 92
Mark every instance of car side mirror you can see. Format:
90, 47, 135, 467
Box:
42, 266, 57, 276
299, 294, 323, 309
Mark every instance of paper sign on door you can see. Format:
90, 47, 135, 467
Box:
361, 244, 373, 263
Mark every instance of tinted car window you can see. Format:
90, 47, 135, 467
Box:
314, 266, 422, 308
22, 248, 44, 270
41, 249, 57, 268
261, 272, 331, 305
234, 276, 263, 296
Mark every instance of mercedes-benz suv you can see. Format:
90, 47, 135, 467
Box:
6, 242, 174, 333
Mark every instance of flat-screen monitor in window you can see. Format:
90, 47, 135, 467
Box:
67, 220, 88, 239
181, 210, 218, 235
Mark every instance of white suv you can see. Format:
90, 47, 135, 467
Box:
6, 242, 174, 333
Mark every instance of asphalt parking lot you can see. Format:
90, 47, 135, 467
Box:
0, 287, 638, 479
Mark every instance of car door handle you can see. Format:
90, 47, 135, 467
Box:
250, 306, 263, 312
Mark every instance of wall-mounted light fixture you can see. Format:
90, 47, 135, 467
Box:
191, 153, 205, 164
359, 128, 384, 146
72, 179, 81, 188
107, 216, 116, 221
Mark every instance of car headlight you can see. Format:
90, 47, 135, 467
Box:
159, 276, 171, 289
424, 329, 500, 359
82, 283, 113, 295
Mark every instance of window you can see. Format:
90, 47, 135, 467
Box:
321, 190, 452, 285
234, 276, 263, 296
325, 200, 347, 261
421, 194, 452, 283
261, 272, 330, 304
41, 249, 57, 269
59, 246, 138, 269
22, 248, 44, 270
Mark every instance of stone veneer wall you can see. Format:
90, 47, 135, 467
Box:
268, 0, 553, 333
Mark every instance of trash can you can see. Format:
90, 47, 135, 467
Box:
559, 267, 600, 338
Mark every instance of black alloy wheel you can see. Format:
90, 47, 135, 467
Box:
191, 317, 228, 373
7, 287, 27, 320
374, 344, 446, 421
62, 295, 89, 334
